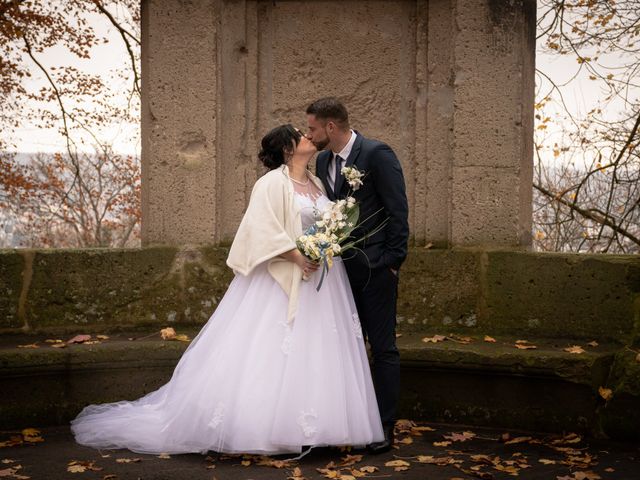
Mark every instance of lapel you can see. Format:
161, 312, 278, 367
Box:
335, 131, 363, 197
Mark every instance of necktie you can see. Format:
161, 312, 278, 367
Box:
334, 155, 343, 193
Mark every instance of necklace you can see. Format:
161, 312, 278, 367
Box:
290, 175, 310, 186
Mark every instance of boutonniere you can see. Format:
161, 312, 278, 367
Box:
341, 166, 364, 191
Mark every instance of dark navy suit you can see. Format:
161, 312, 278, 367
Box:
316, 131, 409, 426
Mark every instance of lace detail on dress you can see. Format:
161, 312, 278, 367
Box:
295, 192, 331, 231
352, 312, 363, 339
297, 409, 318, 438
278, 319, 293, 355
208, 402, 225, 430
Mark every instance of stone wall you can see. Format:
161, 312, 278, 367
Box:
141, 0, 535, 248
2, 247, 638, 345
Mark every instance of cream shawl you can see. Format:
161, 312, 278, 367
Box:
226, 164, 325, 323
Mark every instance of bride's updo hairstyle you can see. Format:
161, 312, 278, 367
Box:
258, 124, 302, 170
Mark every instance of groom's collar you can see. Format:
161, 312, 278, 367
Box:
331, 129, 357, 160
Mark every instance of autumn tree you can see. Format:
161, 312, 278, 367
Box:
0, 0, 141, 248
535, 0, 640, 253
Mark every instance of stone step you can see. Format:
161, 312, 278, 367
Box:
1, 331, 638, 441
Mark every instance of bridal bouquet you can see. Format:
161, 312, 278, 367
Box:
296, 167, 387, 290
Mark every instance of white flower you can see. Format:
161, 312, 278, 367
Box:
341, 167, 364, 191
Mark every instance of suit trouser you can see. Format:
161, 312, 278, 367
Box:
344, 262, 400, 427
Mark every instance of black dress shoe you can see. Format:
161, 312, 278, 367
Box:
366, 424, 395, 454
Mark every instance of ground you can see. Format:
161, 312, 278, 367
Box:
1, 421, 638, 480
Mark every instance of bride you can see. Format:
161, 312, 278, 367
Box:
71, 124, 384, 455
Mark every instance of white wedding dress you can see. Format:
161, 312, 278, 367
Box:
71, 191, 384, 455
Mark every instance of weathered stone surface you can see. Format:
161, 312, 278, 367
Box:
141, 0, 535, 248
0, 247, 233, 332
1, 247, 638, 343
0, 250, 23, 330
141, 0, 219, 245
481, 251, 640, 342
397, 248, 480, 333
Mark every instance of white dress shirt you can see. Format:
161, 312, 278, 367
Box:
328, 130, 357, 187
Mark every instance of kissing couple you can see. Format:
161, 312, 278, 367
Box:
71, 97, 409, 456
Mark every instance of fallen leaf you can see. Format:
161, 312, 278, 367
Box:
574, 472, 601, 480
504, 436, 532, 445
96, 335, 110, 340
287, 466, 305, 480
564, 345, 586, 354
115, 458, 141, 464
67, 334, 91, 344
384, 460, 410, 468
21, 429, 43, 444
587, 341, 599, 347
359, 466, 378, 473
422, 334, 446, 343
157, 453, 170, 459
17, 344, 38, 349
604, 467, 615, 472
539, 458, 556, 465
444, 431, 476, 442
240, 460, 251, 467
44, 339, 63, 343
0, 461, 14, 465
160, 327, 176, 340
396, 436, 413, 445
338, 454, 362, 467
173, 334, 191, 342
484, 335, 497, 343
514, 340, 537, 350
411, 425, 435, 433
51, 343, 67, 349
598, 386, 613, 401
103, 475, 117, 480
416, 455, 459, 466
67, 464, 86, 473
433, 441, 452, 447
395, 333, 403, 338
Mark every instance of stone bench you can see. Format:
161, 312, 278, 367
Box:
1, 247, 639, 440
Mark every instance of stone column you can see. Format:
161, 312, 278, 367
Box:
448, 0, 535, 247
141, 0, 219, 246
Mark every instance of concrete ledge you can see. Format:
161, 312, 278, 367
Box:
1, 332, 637, 441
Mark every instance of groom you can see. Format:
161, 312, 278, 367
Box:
306, 97, 409, 453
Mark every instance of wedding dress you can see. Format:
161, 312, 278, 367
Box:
71, 191, 384, 455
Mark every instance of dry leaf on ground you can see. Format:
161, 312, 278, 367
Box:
484, 335, 497, 343
504, 436, 532, 445
422, 334, 446, 343
598, 386, 613, 401
514, 340, 537, 350
160, 327, 176, 340
67, 334, 91, 344
587, 341, 599, 347
115, 458, 141, 464
433, 441, 452, 447
444, 431, 476, 442
564, 345, 586, 354
17, 344, 38, 349
21, 429, 43, 444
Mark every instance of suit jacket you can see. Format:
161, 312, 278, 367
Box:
316, 132, 409, 271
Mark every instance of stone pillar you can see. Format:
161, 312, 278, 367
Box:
141, 0, 219, 246
448, 0, 535, 247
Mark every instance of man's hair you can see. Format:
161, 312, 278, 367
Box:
306, 97, 349, 129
